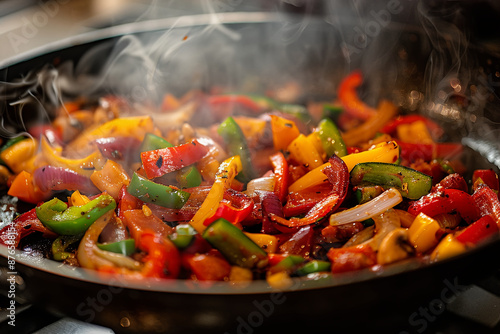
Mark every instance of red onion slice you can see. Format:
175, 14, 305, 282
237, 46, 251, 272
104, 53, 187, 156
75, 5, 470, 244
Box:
33, 165, 99, 194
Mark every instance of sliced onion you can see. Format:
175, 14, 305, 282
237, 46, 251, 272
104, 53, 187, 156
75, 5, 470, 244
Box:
93, 247, 142, 270
77, 212, 115, 270
343, 225, 375, 248
33, 165, 99, 194
244, 176, 275, 198
329, 188, 403, 226
94, 136, 141, 161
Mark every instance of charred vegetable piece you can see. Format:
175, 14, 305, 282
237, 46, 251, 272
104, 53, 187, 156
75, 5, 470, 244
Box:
316, 118, 347, 157
97, 239, 136, 256
127, 172, 190, 209
295, 260, 331, 276
52, 234, 82, 261
350, 162, 432, 200
141, 139, 208, 179
217, 116, 256, 182
36, 193, 116, 235
169, 224, 197, 249
202, 218, 268, 269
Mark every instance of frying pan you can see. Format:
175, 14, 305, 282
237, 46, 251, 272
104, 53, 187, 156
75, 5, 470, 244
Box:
1, 6, 500, 334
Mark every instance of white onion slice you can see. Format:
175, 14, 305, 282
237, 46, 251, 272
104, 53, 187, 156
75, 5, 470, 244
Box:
244, 176, 275, 197
329, 188, 403, 226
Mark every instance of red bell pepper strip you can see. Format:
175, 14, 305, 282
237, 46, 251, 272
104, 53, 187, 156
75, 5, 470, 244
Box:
472, 184, 500, 227
182, 252, 231, 281
381, 115, 443, 138
398, 142, 463, 162
136, 231, 180, 278
203, 189, 254, 227
117, 185, 142, 219
408, 188, 480, 224
433, 173, 468, 193
283, 183, 333, 217
270, 155, 349, 228
473, 169, 499, 192
0, 208, 57, 247
141, 139, 209, 179
456, 215, 499, 245
338, 71, 377, 121
270, 152, 289, 203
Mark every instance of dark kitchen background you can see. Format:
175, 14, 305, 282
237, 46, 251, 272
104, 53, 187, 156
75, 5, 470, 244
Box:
1, 0, 500, 333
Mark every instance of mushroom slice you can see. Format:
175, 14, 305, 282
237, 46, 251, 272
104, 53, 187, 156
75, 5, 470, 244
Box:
377, 228, 415, 265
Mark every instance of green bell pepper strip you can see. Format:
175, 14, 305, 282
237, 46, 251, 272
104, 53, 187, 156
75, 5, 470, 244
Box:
176, 166, 202, 188
51, 234, 82, 261
202, 218, 268, 269
127, 172, 190, 209
350, 162, 432, 200
268, 255, 305, 275
354, 185, 384, 204
97, 238, 136, 256
169, 223, 197, 249
217, 116, 256, 182
139, 133, 173, 153
317, 118, 347, 157
278, 104, 312, 124
295, 260, 331, 276
36, 193, 116, 235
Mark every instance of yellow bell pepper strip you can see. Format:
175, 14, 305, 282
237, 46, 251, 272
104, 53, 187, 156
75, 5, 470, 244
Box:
0, 136, 26, 166
408, 212, 442, 254
338, 70, 377, 121
0, 137, 37, 173
316, 118, 347, 157
127, 172, 190, 209
190, 155, 242, 234
270, 115, 300, 151
217, 116, 256, 181
66, 116, 155, 153
141, 139, 209, 179
202, 218, 268, 269
430, 234, 467, 262
381, 115, 443, 139
350, 162, 432, 200
342, 100, 398, 147
396, 120, 434, 145
90, 159, 130, 201
244, 232, 278, 253
287, 134, 324, 170
36, 193, 116, 235
40, 136, 104, 177
289, 140, 399, 193
8, 170, 52, 204
69, 190, 90, 206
